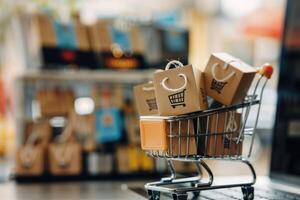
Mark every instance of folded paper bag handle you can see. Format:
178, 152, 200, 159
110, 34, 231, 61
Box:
142, 81, 155, 91
211, 59, 240, 82
160, 60, 187, 92
161, 73, 188, 92
165, 60, 184, 70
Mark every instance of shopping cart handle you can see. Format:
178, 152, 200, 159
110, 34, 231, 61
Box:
257, 63, 273, 79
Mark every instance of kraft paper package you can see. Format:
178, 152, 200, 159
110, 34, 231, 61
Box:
140, 118, 197, 156
204, 53, 256, 105
73, 114, 96, 152
16, 144, 46, 176
24, 120, 52, 148
206, 112, 243, 156
16, 130, 47, 176
48, 142, 82, 175
153, 61, 208, 116
35, 13, 90, 50
133, 82, 158, 116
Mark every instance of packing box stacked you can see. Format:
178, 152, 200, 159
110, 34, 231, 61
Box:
135, 53, 258, 157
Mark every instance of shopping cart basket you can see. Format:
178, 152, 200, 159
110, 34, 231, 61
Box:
168, 89, 186, 108
210, 79, 227, 93
146, 98, 158, 111
139, 64, 273, 200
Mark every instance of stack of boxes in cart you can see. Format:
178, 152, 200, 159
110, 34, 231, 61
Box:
134, 53, 261, 157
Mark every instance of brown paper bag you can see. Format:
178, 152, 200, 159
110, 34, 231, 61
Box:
140, 118, 197, 156
16, 145, 45, 176
72, 114, 95, 152
204, 53, 256, 105
134, 82, 158, 116
37, 89, 75, 117
48, 142, 82, 175
24, 120, 52, 147
89, 20, 112, 52
35, 14, 56, 47
154, 61, 207, 116
206, 112, 243, 156
73, 16, 90, 51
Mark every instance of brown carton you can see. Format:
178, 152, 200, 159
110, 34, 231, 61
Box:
206, 112, 243, 156
16, 145, 45, 176
204, 53, 256, 105
134, 82, 158, 116
153, 62, 207, 116
140, 118, 197, 156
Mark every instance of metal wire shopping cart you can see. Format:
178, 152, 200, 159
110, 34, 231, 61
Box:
146, 98, 158, 111
168, 89, 186, 108
139, 64, 273, 200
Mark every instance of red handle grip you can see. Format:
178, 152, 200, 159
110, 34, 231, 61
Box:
258, 63, 273, 79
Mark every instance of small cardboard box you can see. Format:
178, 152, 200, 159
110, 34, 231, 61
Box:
206, 112, 243, 156
153, 63, 207, 116
16, 145, 45, 176
204, 53, 256, 105
134, 82, 158, 116
140, 118, 197, 156
48, 142, 82, 175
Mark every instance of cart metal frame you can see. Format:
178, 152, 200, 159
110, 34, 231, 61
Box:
141, 73, 269, 200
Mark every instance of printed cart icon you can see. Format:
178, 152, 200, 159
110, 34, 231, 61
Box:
146, 98, 158, 111
210, 79, 227, 94
168, 89, 186, 108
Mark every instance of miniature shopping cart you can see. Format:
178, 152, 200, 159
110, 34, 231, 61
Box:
168, 89, 186, 108
139, 64, 273, 200
146, 98, 158, 111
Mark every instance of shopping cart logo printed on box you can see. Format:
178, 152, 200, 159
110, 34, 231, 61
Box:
168, 89, 186, 108
210, 79, 228, 94
146, 98, 158, 111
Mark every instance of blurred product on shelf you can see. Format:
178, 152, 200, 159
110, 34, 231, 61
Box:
35, 13, 96, 69
72, 113, 96, 152
87, 152, 113, 175
123, 99, 140, 144
33, 12, 189, 70
16, 144, 46, 176
116, 145, 154, 174
48, 122, 82, 176
160, 27, 189, 64
24, 120, 51, 147
206, 112, 243, 156
134, 81, 158, 116
95, 107, 123, 143
36, 88, 75, 117
48, 142, 82, 175
16, 130, 46, 176
204, 53, 256, 105
153, 61, 207, 116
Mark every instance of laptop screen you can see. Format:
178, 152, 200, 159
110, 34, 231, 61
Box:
270, 0, 300, 183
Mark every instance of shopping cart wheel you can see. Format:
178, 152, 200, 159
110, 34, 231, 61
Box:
147, 190, 160, 200
192, 191, 200, 198
241, 186, 254, 200
172, 193, 188, 200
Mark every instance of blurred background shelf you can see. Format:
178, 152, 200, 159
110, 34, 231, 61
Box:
18, 69, 154, 83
